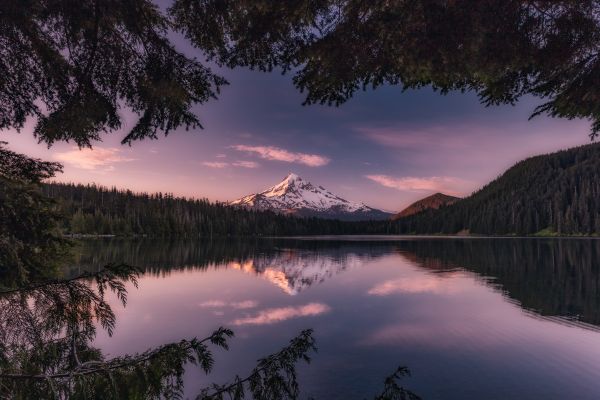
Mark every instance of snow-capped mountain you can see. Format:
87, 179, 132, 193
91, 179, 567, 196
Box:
230, 173, 392, 221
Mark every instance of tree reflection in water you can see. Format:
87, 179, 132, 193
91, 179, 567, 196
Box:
0, 262, 419, 399
75, 238, 600, 328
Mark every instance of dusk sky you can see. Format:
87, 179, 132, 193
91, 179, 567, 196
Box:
3, 64, 592, 212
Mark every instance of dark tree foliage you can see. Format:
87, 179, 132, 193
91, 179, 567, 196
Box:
172, 0, 600, 137
373, 367, 422, 400
68, 237, 393, 278
0, 0, 226, 147
0, 143, 70, 286
3, 1, 600, 146
0, 141, 62, 182
395, 143, 600, 235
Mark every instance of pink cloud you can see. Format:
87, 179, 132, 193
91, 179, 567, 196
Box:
230, 300, 259, 309
202, 161, 229, 169
356, 122, 588, 175
198, 300, 227, 308
232, 160, 260, 169
54, 147, 136, 171
231, 145, 330, 167
357, 125, 472, 149
202, 160, 260, 169
198, 299, 258, 309
232, 303, 330, 326
365, 174, 473, 196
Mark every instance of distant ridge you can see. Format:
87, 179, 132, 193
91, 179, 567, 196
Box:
230, 173, 392, 221
392, 193, 460, 220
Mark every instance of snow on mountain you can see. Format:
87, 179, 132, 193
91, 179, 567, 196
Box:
230, 173, 391, 221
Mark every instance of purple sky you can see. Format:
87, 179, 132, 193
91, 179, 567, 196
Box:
2, 64, 591, 212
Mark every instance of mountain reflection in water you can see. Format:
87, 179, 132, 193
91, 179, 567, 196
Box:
74, 237, 600, 328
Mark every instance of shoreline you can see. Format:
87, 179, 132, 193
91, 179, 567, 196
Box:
65, 233, 600, 240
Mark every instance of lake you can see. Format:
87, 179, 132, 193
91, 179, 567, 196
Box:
72, 237, 600, 399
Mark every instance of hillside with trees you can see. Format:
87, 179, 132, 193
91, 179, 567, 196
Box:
395, 143, 600, 236
41, 182, 367, 237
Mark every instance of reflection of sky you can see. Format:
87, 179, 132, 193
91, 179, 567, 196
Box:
95, 245, 600, 400
2, 63, 592, 211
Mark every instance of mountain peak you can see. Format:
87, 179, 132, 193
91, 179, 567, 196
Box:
284, 172, 300, 182
393, 192, 460, 220
230, 174, 392, 221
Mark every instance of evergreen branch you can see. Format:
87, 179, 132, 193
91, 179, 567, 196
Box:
0, 142, 62, 183
0, 263, 139, 295
0, 327, 233, 381
198, 329, 316, 400
372, 366, 422, 400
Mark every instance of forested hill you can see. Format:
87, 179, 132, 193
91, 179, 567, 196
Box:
395, 143, 600, 236
41, 183, 373, 236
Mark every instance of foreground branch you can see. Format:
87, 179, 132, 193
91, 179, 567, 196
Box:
0, 327, 233, 381
198, 329, 316, 400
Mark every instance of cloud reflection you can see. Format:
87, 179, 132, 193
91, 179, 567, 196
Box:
232, 303, 330, 326
368, 275, 462, 296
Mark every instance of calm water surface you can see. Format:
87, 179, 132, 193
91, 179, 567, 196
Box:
73, 237, 600, 399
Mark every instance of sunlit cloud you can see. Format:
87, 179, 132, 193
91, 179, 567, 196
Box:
198, 300, 259, 310
198, 300, 228, 308
54, 147, 136, 171
216, 153, 227, 158
357, 125, 472, 150
232, 160, 260, 169
232, 303, 330, 326
202, 161, 229, 169
231, 145, 330, 167
202, 160, 260, 169
365, 174, 472, 196
231, 300, 259, 309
